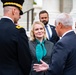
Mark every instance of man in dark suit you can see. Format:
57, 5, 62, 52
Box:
39, 10, 59, 44
33, 13, 76, 75
0, 0, 32, 75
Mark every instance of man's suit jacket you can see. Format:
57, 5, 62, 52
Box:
0, 18, 32, 75
49, 25, 59, 44
48, 31, 76, 75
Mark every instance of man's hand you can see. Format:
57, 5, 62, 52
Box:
33, 60, 49, 72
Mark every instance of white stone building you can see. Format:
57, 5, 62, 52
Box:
0, 0, 76, 34
34, 0, 76, 30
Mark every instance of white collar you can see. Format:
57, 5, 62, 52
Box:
46, 23, 49, 26
2, 16, 14, 23
62, 30, 74, 38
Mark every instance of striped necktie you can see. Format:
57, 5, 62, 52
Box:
45, 25, 50, 39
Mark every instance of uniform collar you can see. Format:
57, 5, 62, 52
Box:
2, 16, 14, 23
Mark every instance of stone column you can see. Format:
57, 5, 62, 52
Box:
0, 1, 3, 19
42, 0, 60, 13
70, 0, 76, 15
33, 5, 42, 21
70, 0, 76, 30
42, 0, 60, 25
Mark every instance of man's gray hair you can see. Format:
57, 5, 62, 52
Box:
55, 13, 73, 26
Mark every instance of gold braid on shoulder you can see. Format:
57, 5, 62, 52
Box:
16, 25, 23, 29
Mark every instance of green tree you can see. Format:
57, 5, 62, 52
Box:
33, 1, 37, 5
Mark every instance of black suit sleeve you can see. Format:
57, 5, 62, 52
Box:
16, 27, 32, 75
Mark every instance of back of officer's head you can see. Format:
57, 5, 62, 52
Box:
1, 0, 24, 23
1, 0, 24, 15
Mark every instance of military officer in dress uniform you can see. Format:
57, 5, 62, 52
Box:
0, 0, 32, 75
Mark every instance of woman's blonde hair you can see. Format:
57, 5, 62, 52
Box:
29, 21, 47, 41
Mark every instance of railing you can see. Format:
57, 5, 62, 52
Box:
23, 8, 34, 31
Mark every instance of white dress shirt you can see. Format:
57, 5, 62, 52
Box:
45, 24, 52, 40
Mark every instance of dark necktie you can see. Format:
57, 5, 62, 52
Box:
45, 25, 50, 39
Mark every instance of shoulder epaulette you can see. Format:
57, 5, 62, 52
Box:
16, 25, 23, 29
